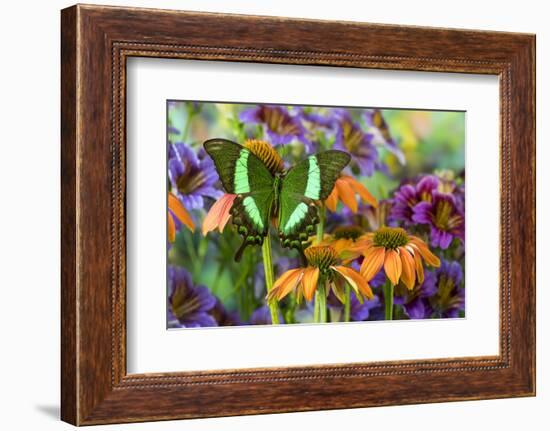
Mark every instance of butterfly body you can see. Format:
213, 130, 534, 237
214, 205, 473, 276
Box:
204, 139, 350, 261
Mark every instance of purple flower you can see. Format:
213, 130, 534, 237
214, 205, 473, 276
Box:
333, 110, 381, 176
412, 191, 465, 249
168, 142, 222, 210
429, 260, 465, 318
249, 306, 284, 325
390, 175, 439, 224
239, 105, 312, 150
394, 271, 438, 319
364, 109, 405, 165
210, 298, 242, 326
167, 266, 217, 328
328, 292, 382, 321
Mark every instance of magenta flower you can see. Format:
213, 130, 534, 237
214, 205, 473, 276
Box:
412, 191, 465, 249
390, 175, 439, 224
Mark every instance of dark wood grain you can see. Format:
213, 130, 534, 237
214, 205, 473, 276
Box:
60, 4, 536, 425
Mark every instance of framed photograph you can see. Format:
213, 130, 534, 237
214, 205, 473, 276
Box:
61, 4, 535, 425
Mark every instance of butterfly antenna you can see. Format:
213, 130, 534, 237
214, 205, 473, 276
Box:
234, 239, 249, 262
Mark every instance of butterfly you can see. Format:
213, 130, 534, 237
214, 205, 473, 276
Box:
204, 139, 351, 261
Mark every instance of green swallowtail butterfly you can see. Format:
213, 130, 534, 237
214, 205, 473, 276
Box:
204, 139, 351, 261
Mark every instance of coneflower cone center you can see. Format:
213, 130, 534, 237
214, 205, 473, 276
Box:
304, 246, 339, 271
373, 226, 409, 250
244, 139, 284, 175
333, 225, 364, 241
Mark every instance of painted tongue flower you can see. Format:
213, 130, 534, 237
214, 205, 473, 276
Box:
167, 266, 217, 328
325, 175, 378, 213
429, 260, 465, 317
354, 226, 440, 289
239, 105, 312, 150
249, 305, 285, 325
364, 109, 406, 165
412, 191, 465, 249
168, 192, 194, 243
328, 291, 381, 322
267, 245, 373, 303
333, 110, 380, 176
390, 175, 439, 224
168, 142, 222, 210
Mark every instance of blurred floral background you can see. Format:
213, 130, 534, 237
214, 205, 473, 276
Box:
167, 101, 465, 328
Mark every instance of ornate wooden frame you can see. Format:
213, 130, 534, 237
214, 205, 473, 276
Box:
61, 4, 536, 425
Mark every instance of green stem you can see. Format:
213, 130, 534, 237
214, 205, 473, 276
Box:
314, 291, 320, 322
315, 280, 327, 323
384, 279, 394, 320
262, 234, 280, 325
344, 284, 351, 322
316, 205, 326, 242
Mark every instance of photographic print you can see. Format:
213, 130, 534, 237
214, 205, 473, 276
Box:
167, 101, 465, 328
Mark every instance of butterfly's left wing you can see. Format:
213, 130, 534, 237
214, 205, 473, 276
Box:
204, 138, 275, 261
278, 150, 350, 249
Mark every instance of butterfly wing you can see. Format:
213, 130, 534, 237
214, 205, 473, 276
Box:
204, 139, 275, 261
278, 150, 351, 249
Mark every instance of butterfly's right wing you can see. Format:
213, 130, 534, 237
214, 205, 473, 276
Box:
278, 150, 350, 250
204, 139, 275, 260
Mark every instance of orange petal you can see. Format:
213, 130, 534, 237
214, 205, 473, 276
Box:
331, 265, 374, 299
335, 177, 358, 213
268, 269, 303, 301
202, 194, 236, 235
399, 247, 416, 290
360, 246, 385, 281
412, 248, 425, 284
325, 187, 339, 212
344, 175, 378, 208
301, 267, 320, 302
384, 249, 402, 285
410, 237, 441, 267
168, 213, 176, 243
168, 193, 195, 232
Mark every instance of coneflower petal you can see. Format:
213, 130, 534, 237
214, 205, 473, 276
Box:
268, 268, 304, 301
325, 187, 339, 212
399, 247, 416, 290
360, 246, 385, 280
168, 193, 195, 232
202, 193, 236, 235
331, 265, 374, 299
335, 177, 358, 213
345, 175, 378, 208
410, 237, 441, 267
384, 249, 402, 285
301, 267, 320, 302
413, 249, 425, 284
168, 213, 176, 243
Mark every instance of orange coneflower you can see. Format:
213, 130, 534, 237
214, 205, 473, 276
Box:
168, 192, 195, 243
314, 225, 368, 262
354, 226, 440, 290
267, 245, 373, 304
325, 175, 377, 213
202, 193, 237, 235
